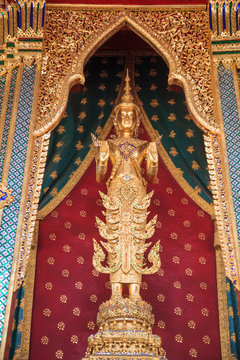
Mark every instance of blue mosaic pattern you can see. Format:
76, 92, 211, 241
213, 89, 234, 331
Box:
0, 74, 6, 116
0, 69, 18, 180
0, 65, 35, 341
218, 65, 240, 247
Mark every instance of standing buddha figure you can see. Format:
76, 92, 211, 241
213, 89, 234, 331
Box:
86, 69, 166, 360
92, 70, 161, 300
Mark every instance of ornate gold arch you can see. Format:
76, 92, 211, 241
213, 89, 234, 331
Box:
2, 3, 239, 359
12, 5, 240, 292
34, 7, 219, 137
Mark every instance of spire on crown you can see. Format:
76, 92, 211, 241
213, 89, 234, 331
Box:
121, 69, 134, 105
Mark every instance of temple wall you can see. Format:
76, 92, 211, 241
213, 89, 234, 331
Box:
0, 1, 239, 359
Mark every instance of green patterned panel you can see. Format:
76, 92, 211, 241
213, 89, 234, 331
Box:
39, 56, 125, 209
226, 277, 240, 359
134, 56, 212, 204
0, 65, 36, 341
9, 281, 25, 359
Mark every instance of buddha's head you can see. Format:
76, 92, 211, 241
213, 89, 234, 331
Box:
113, 70, 140, 137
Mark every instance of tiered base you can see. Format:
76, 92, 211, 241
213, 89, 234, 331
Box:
83, 297, 167, 360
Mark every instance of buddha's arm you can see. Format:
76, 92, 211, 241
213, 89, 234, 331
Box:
146, 142, 158, 183
96, 140, 109, 183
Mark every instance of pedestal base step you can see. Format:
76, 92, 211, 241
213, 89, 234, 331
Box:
83, 355, 167, 360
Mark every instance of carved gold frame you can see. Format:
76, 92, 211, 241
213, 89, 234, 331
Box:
13, 2, 240, 297
3, 4, 238, 359
35, 5, 217, 137
18, 50, 231, 360
27, 4, 239, 287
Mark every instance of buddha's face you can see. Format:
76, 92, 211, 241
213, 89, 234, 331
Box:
117, 105, 137, 134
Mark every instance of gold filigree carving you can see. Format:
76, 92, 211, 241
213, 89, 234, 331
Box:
14, 132, 50, 290
35, 8, 218, 136
127, 10, 215, 132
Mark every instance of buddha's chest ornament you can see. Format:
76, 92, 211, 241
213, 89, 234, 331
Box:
118, 141, 136, 160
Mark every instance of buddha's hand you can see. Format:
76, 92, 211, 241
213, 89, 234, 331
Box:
99, 141, 109, 164
147, 142, 158, 166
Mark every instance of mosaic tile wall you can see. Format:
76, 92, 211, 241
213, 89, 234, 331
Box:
0, 65, 36, 341
0, 74, 6, 116
0, 69, 17, 180
218, 65, 240, 247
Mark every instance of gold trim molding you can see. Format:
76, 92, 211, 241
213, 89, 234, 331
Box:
209, 45, 240, 289
213, 57, 240, 70
215, 244, 231, 360
14, 132, 50, 291
47, 4, 207, 11
34, 7, 219, 137
204, 132, 240, 288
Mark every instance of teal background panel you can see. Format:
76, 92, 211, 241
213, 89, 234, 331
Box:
39, 56, 125, 209
9, 280, 25, 359
134, 56, 212, 204
218, 65, 240, 247
226, 277, 240, 359
0, 65, 36, 341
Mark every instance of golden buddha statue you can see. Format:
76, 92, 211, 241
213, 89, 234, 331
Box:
92, 70, 161, 299
84, 70, 166, 360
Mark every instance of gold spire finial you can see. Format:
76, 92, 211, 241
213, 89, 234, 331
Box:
121, 68, 134, 104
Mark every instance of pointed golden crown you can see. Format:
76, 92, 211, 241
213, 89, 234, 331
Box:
115, 69, 139, 112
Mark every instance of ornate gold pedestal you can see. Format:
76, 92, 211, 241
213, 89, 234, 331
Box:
83, 297, 167, 360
